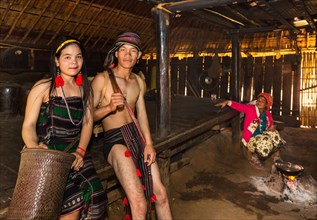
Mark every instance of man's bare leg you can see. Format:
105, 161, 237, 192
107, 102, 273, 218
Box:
108, 144, 147, 220
151, 163, 173, 220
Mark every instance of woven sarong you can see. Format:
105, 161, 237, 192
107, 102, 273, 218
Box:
103, 123, 154, 213
36, 96, 107, 219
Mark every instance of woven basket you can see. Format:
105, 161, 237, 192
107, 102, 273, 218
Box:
7, 148, 75, 220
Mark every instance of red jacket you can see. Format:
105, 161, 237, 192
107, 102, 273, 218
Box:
229, 101, 273, 146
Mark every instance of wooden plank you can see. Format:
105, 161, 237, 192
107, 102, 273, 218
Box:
178, 58, 186, 95
292, 55, 301, 117
196, 56, 204, 96
148, 58, 156, 91
273, 56, 282, 115
203, 56, 213, 98
282, 55, 293, 115
186, 57, 196, 97
220, 56, 230, 99
254, 57, 263, 97
242, 56, 253, 102
171, 57, 179, 95
264, 56, 274, 93
154, 109, 238, 154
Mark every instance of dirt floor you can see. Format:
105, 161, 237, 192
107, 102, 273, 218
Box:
1, 113, 316, 220
108, 127, 317, 220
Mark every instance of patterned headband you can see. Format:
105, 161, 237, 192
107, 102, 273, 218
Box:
111, 31, 142, 52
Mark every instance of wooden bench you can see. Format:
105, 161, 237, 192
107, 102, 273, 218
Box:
90, 107, 238, 204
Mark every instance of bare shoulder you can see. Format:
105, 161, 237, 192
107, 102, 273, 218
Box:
133, 72, 146, 91
31, 79, 50, 93
28, 79, 51, 102
92, 71, 108, 87
133, 72, 144, 84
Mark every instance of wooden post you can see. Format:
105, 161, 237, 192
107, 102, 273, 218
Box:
231, 33, 241, 149
154, 7, 171, 138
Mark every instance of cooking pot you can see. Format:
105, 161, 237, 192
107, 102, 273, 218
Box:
275, 161, 304, 176
0, 83, 21, 115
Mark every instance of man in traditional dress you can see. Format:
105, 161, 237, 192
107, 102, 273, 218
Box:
91, 31, 172, 220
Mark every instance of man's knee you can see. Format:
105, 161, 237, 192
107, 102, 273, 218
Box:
155, 185, 169, 204
130, 197, 147, 212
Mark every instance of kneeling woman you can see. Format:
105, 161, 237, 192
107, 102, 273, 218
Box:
216, 93, 285, 170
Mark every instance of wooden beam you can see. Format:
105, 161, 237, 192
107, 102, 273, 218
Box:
162, 0, 247, 13
293, 0, 316, 31
255, 0, 300, 34
48, 0, 81, 45
20, 1, 53, 43
35, 0, 68, 44
154, 110, 238, 154
4, 0, 32, 41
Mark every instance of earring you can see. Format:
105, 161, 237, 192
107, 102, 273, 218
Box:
76, 72, 83, 86
55, 67, 64, 88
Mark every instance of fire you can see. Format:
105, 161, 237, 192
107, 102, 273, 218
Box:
286, 175, 296, 181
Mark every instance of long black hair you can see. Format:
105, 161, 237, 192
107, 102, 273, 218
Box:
49, 36, 91, 110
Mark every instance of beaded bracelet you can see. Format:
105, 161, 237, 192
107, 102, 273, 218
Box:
76, 146, 86, 157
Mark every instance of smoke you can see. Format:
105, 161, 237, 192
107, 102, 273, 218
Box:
250, 175, 317, 205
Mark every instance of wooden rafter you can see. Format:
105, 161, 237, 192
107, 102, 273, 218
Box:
293, 0, 316, 31
35, 0, 67, 44
4, 0, 32, 41
20, 1, 53, 43
48, 0, 82, 45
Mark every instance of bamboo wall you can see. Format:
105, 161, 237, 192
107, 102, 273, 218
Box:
1, 47, 316, 127
301, 52, 317, 128
140, 53, 317, 128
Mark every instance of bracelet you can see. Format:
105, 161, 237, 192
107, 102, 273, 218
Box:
76, 146, 86, 157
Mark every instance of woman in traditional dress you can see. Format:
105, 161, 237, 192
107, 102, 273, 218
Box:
22, 36, 107, 219
216, 93, 285, 170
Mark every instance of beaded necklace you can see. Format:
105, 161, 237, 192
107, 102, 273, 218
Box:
60, 86, 83, 126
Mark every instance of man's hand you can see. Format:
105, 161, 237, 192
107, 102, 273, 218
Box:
143, 144, 156, 166
109, 93, 125, 112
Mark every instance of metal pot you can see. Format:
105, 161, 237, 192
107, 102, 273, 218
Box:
275, 161, 304, 176
0, 84, 21, 115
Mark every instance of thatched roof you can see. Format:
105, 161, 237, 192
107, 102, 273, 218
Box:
1, 0, 317, 56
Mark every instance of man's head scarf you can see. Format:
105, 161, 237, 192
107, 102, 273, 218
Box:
258, 93, 273, 109
104, 31, 142, 69
111, 31, 142, 52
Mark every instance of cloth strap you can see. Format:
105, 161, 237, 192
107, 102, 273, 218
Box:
108, 71, 146, 143
108, 70, 154, 211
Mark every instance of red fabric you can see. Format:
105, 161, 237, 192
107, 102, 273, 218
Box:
136, 169, 142, 177
124, 214, 131, 220
150, 194, 157, 203
258, 93, 273, 109
75, 73, 82, 86
123, 197, 129, 206
124, 150, 131, 157
55, 75, 64, 88
230, 101, 274, 144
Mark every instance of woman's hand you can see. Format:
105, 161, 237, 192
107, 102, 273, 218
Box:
25, 142, 48, 149
71, 152, 84, 171
268, 125, 276, 131
143, 144, 156, 166
215, 100, 229, 108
